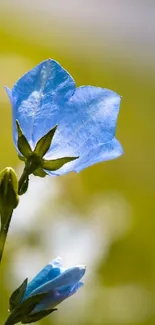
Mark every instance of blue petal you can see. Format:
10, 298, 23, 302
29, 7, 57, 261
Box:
5, 86, 13, 105
69, 281, 84, 295
44, 85, 121, 155
7, 59, 75, 149
30, 266, 86, 296
58, 281, 84, 296
31, 282, 84, 313
5, 87, 19, 153
24, 257, 62, 299
42, 85, 122, 174
45, 137, 123, 175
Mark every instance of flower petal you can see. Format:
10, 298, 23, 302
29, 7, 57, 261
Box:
5, 86, 19, 152
58, 281, 84, 296
69, 281, 84, 295
49, 256, 62, 268
24, 257, 62, 298
43, 85, 122, 173
45, 137, 123, 175
7, 59, 75, 149
30, 266, 86, 296
31, 282, 84, 313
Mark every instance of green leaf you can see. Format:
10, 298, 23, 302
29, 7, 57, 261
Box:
9, 278, 28, 312
21, 308, 57, 324
33, 168, 47, 178
5, 293, 48, 325
16, 121, 32, 158
42, 156, 79, 171
34, 125, 58, 157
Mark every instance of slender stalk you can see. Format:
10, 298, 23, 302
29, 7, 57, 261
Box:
18, 168, 28, 194
0, 213, 12, 264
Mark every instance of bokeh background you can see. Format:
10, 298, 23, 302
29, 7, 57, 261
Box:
0, 1, 155, 324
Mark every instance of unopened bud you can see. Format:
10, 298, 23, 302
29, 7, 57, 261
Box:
0, 167, 19, 225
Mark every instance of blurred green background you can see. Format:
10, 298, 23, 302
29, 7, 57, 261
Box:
0, 1, 155, 324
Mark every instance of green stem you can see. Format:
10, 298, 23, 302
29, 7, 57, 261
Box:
18, 156, 43, 195
18, 169, 29, 195
0, 213, 12, 264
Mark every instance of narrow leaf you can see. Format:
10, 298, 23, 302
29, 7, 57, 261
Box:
21, 308, 57, 324
34, 125, 58, 157
9, 278, 28, 312
16, 121, 32, 158
42, 156, 79, 171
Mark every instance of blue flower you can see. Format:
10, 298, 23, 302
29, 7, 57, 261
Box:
6, 59, 123, 175
23, 257, 86, 313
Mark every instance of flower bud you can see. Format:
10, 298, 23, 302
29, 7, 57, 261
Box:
0, 167, 19, 225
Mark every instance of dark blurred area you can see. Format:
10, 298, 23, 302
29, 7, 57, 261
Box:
0, 1, 155, 324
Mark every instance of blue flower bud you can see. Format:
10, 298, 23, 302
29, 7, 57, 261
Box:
24, 257, 86, 313
6, 257, 86, 325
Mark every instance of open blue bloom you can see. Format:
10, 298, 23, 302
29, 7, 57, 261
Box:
6, 59, 123, 175
23, 257, 86, 313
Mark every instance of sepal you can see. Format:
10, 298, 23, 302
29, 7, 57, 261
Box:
18, 155, 26, 163
9, 278, 28, 312
16, 121, 32, 158
34, 125, 57, 157
42, 156, 78, 171
21, 308, 57, 324
16, 121, 79, 177
33, 169, 47, 178
5, 293, 49, 325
